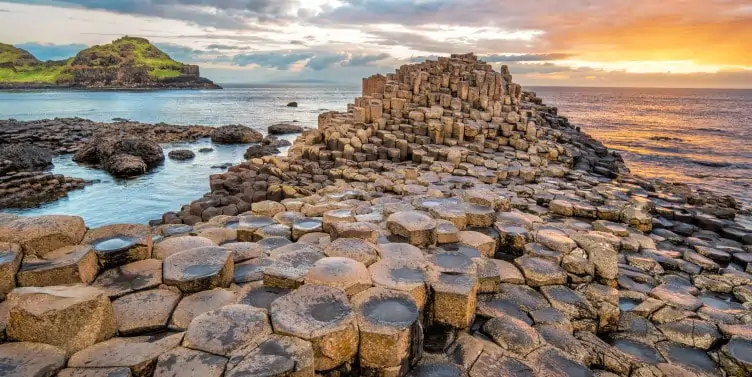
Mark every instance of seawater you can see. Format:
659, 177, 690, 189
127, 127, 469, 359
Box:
533, 87, 752, 206
1, 85, 750, 226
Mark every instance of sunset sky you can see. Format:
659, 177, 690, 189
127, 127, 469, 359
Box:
1, 0, 751, 88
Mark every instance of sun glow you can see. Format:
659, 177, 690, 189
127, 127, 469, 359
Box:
557, 60, 740, 74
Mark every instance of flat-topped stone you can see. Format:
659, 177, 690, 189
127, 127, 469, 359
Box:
430, 272, 478, 328
226, 335, 314, 377
292, 217, 323, 240
0, 342, 66, 377
0, 242, 21, 299
163, 246, 233, 293
83, 224, 152, 269
237, 285, 290, 313
16, 244, 98, 287
514, 255, 567, 287
112, 289, 181, 335
270, 284, 358, 371
387, 211, 437, 246
222, 241, 265, 262
169, 288, 238, 331
236, 216, 277, 241
305, 257, 372, 296
183, 304, 272, 359
6, 285, 117, 354
0, 215, 86, 257
482, 314, 543, 355
264, 244, 325, 289
329, 221, 380, 243
369, 258, 430, 310
153, 347, 227, 377
152, 236, 215, 260
68, 333, 184, 376
92, 259, 163, 298
324, 237, 380, 266
352, 287, 420, 369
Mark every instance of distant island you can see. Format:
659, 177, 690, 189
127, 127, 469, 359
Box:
0, 36, 221, 90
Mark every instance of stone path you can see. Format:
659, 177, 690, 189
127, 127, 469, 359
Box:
1, 53, 751, 377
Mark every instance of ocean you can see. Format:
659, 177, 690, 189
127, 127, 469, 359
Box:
1, 85, 750, 226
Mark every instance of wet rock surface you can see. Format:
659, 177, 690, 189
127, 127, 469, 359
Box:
1, 53, 752, 377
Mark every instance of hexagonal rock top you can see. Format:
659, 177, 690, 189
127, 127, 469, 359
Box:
324, 238, 380, 266
386, 211, 437, 247
0, 215, 86, 257
226, 334, 314, 377
369, 259, 431, 310
82, 224, 152, 269
15, 244, 99, 287
152, 236, 216, 260
352, 287, 420, 369
270, 284, 358, 371
0, 342, 66, 377
163, 246, 233, 293
305, 257, 372, 296
183, 304, 272, 358
5, 285, 117, 354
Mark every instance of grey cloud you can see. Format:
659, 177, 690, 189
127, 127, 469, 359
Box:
290, 40, 306, 45
305, 52, 348, 70
344, 53, 390, 67
4, 0, 299, 29
232, 51, 314, 69
207, 43, 250, 50
0, 8, 9, 12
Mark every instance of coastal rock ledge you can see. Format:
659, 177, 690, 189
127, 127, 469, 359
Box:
2, 53, 752, 377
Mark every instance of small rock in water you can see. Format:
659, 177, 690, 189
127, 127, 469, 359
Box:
168, 149, 195, 160
286, 101, 298, 107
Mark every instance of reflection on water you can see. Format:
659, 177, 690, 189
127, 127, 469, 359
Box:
531, 87, 752, 205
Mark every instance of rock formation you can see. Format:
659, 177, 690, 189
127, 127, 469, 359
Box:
0, 37, 221, 90
1, 53, 751, 377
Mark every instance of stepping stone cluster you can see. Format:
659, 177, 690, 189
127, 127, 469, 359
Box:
2, 53, 752, 377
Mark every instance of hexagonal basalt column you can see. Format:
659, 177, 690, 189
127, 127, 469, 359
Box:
264, 244, 325, 289
236, 216, 277, 242
226, 334, 315, 377
270, 285, 359, 372
0, 242, 22, 299
292, 218, 323, 240
152, 236, 216, 260
369, 259, 431, 311
16, 245, 99, 287
305, 257, 372, 296
324, 238, 380, 266
183, 304, 272, 360
6, 285, 117, 354
352, 287, 420, 372
429, 272, 478, 329
83, 224, 152, 269
386, 211, 437, 247
163, 246, 233, 293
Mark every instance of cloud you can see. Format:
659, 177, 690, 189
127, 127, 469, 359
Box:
484, 53, 574, 62
0, 8, 9, 12
14, 42, 88, 61
3, 0, 300, 29
305, 52, 348, 70
207, 43, 249, 51
343, 53, 390, 67
232, 51, 314, 69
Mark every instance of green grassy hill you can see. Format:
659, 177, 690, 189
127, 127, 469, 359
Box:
0, 36, 217, 88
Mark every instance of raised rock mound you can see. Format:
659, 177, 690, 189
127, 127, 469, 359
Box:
211, 125, 263, 144
0, 144, 53, 174
2, 53, 751, 377
269, 123, 304, 135
74, 137, 164, 177
168, 149, 195, 161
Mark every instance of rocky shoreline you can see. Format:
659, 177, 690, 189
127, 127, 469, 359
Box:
0, 118, 217, 208
1, 53, 752, 377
